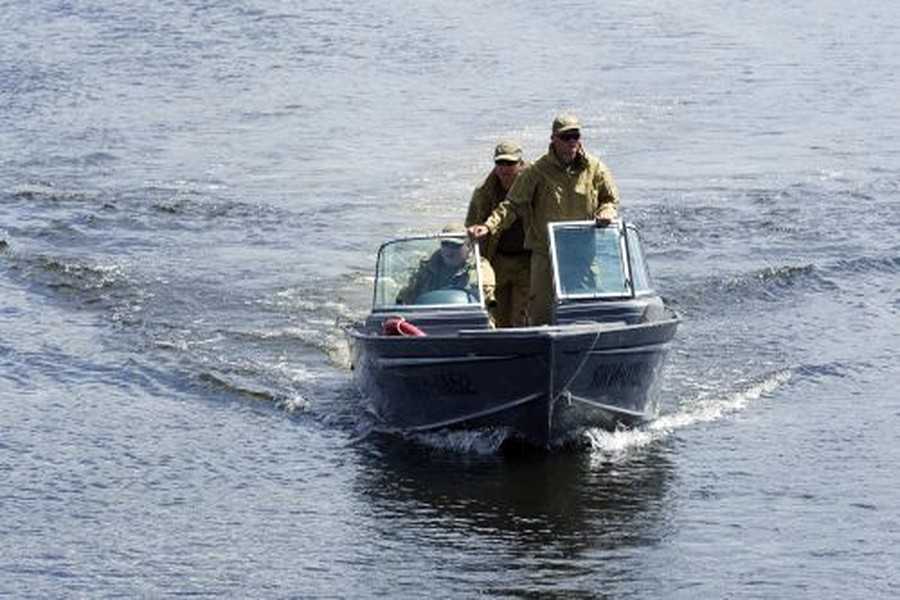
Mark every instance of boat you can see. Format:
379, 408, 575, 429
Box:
345, 220, 679, 448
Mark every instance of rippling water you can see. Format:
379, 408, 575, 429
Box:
2, 1, 899, 598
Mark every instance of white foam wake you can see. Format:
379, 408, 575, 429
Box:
586, 369, 793, 458
410, 428, 511, 455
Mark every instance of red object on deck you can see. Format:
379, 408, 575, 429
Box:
382, 317, 426, 337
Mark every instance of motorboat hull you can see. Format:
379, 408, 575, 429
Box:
347, 317, 678, 448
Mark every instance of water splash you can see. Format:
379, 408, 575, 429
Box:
262, 287, 359, 368
276, 393, 309, 414
587, 369, 793, 459
407, 428, 512, 455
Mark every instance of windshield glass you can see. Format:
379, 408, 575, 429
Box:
549, 222, 629, 298
373, 236, 483, 309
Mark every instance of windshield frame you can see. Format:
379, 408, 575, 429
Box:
371, 233, 486, 311
548, 220, 636, 301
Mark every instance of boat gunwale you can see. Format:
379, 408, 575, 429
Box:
345, 313, 680, 342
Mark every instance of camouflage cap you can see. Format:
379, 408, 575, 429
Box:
493, 140, 523, 163
441, 222, 466, 245
552, 113, 581, 134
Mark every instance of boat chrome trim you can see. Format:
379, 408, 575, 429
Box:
377, 354, 520, 368
562, 392, 648, 418
585, 342, 670, 355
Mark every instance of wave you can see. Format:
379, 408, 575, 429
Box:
827, 254, 900, 276
4, 250, 127, 292
12, 183, 96, 203
0, 245, 150, 328
260, 285, 364, 369
668, 262, 837, 314
664, 241, 900, 321
197, 370, 279, 401
8, 182, 300, 233
586, 369, 793, 459
405, 428, 514, 455
147, 194, 273, 222
195, 366, 312, 415
174, 332, 364, 424
635, 175, 899, 265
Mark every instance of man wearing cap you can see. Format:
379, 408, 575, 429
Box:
396, 223, 496, 308
468, 114, 620, 325
464, 140, 530, 327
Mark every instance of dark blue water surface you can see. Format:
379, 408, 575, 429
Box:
2, 1, 899, 598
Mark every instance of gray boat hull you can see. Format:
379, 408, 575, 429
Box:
347, 316, 678, 448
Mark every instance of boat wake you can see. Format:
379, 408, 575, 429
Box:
586, 368, 793, 459
408, 428, 513, 455
371, 369, 794, 457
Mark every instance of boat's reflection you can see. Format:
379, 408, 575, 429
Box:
353, 432, 675, 555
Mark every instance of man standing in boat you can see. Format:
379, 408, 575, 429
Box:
465, 140, 530, 327
468, 114, 620, 325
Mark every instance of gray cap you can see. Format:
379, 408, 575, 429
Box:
441, 222, 466, 245
493, 140, 523, 163
552, 113, 581, 134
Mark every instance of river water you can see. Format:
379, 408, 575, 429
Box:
2, 1, 899, 598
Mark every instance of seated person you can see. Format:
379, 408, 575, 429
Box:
396, 223, 496, 307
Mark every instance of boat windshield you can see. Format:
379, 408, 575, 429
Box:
372, 235, 484, 309
549, 221, 654, 299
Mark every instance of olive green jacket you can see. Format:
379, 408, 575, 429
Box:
483, 146, 619, 253
396, 252, 481, 305
464, 171, 526, 261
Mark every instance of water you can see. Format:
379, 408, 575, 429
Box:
2, 1, 899, 597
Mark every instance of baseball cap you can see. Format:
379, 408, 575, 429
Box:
552, 113, 581, 134
493, 140, 523, 163
440, 223, 466, 246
